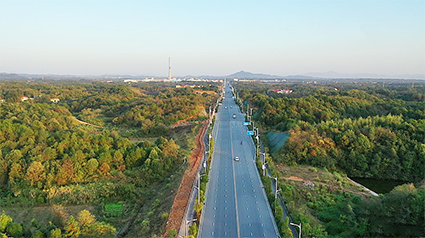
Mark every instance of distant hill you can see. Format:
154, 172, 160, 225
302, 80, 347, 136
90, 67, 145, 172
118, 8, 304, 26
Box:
2, 71, 423, 81
227, 70, 282, 79
226, 70, 317, 80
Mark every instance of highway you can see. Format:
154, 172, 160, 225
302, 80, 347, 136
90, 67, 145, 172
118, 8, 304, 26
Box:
198, 83, 279, 238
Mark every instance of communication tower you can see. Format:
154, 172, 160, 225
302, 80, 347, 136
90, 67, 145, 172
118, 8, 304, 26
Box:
168, 57, 171, 81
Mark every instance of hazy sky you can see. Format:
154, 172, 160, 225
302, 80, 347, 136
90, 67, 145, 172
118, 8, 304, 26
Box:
1, 0, 424, 76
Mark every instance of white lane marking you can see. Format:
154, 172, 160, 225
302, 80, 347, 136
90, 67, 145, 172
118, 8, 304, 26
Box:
230, 125, 241, 238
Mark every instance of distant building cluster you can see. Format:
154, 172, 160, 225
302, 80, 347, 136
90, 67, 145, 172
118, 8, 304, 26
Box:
0, 96, 61, 103
268, 88, 293, 94
123, 78, 223, 83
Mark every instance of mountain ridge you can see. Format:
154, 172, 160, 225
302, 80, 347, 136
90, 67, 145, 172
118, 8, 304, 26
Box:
1, 71, 424, 80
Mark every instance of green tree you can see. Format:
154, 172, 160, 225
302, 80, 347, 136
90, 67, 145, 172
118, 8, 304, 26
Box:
281, 217, 293, 238
0, 211, 12, 232
84, 222, 116, 238
85, 158, 99, 175
6, 223, 23, 237
26, 161, 46, 186
64, 215, 80, 237
77, 210, 96, 227
50, 228, 62, 238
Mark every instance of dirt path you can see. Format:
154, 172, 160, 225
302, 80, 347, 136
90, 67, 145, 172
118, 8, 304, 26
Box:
283, 175, 377, 197
73, 117, 102, 128
282, 176, 305, 182
164, 123, 208, 236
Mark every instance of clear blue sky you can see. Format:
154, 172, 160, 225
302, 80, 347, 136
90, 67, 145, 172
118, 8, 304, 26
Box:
1, 0, 424, 76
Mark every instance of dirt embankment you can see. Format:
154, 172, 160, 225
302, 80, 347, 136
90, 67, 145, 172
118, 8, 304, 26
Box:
164, 123, 207, 236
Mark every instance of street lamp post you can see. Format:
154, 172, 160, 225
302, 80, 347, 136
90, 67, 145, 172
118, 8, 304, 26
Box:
274, 189, 281, 213
209, 134, 212, 152
255, 135, 259, 157
203, 154, 207, 173
186, 219, 197, 238
273, 177, 278, 199
268, 175, 279, 215
262, 153, 266, 176
290, 222, 301, 238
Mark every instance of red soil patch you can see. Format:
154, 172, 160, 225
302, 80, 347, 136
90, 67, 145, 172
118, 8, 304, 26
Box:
164, 123, 208, 236
171, 116, 196, 128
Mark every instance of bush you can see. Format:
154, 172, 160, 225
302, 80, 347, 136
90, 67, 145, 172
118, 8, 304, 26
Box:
6, 223, 23, 237
161, 212, 169, 221
167, 228, 177, 238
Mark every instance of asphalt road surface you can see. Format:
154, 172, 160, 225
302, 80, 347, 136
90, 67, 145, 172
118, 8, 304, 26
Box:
198, 83, 279, 238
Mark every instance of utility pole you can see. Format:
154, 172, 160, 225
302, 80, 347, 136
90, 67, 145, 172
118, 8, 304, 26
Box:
290, 222, 302, 238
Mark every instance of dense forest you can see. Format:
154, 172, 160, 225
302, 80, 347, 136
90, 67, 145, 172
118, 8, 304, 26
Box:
0, 80, 219, 237
236, 81, 425, 237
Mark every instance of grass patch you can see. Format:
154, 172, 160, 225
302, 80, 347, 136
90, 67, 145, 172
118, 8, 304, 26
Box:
105, 202, 124, 217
